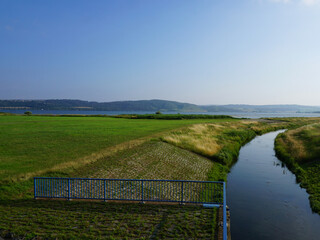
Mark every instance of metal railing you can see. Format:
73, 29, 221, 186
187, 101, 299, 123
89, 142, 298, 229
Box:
34, 177, 227, 239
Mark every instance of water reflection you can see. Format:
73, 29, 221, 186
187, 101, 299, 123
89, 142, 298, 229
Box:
273, 161, 287, 174
227, 130, 320, 240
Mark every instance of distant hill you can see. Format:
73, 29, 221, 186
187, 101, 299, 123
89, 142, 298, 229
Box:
1, 99, 320, 113
201, 104, 320, 113
0, 99, 203, 112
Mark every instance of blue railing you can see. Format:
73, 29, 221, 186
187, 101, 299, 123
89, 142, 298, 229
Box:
34, 177, 227, 239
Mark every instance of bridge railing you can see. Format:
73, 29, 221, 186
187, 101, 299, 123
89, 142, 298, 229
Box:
34, 177, 224, 204
34, 177, 227, 240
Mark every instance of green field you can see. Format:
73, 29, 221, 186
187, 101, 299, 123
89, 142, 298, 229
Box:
0, 115, 236, 184
0, 114, 232, 239
275, 123, 320, 213
1, 114, 319, 239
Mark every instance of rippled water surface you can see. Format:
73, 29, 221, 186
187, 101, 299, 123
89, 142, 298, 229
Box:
227, 130, 320, 240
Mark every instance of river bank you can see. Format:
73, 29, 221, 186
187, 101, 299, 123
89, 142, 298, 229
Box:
275, 124, 320, 213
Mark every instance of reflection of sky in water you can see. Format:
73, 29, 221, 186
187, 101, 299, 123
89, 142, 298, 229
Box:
227, 130, 320, 240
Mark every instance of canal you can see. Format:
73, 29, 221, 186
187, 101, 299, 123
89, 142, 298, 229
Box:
227, 130, 320, 240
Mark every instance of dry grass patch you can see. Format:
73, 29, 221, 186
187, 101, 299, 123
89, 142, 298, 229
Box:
284, 129, 307, 161
161, 123, 223, 158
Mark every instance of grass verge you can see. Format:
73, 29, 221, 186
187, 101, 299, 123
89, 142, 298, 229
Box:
275, 123, 320, 213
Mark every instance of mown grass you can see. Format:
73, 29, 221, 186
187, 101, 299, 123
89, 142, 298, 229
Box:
275, 123, 320, 213
72, 141, 214, 181
0, 200, 217, 240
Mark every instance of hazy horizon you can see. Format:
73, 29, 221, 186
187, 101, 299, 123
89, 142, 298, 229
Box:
1, 0, 320, 105
1, 98, 320, 107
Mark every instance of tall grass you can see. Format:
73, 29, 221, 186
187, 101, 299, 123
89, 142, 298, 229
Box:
161, 120, 288, 167
275, 123, 320, 213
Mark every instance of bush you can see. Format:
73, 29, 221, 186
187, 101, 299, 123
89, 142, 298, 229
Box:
24, 111, 32, 116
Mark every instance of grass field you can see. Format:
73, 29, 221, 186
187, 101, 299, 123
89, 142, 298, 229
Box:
0, 115, 236, 184
1, 114, 319, 239
0, 200, 217, 240
0, 114, 231, 239
275, 123, 320, 213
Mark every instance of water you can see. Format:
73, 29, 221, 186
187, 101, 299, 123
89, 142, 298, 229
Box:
1, 109, 320, 119
227, 130, 320, 240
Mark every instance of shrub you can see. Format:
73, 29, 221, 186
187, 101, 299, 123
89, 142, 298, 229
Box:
24, 111, 32, 116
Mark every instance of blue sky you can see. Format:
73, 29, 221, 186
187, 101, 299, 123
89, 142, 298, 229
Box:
1, 0, 320, 105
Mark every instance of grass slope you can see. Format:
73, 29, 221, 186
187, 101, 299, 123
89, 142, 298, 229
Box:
275, 123, 320, 213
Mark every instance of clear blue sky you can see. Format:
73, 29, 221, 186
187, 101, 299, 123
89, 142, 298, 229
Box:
1, 0, 320, 105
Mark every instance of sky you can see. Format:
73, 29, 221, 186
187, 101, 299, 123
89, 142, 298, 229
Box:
1, 0, 320, 105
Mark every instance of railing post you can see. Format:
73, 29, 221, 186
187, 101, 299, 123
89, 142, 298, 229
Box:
104, 180, 107, 202
180, 181, 184, 205
223, 182, 227, 240
141, 180, 144, 204
68, 178, 71, 201
34, 178, 37, 199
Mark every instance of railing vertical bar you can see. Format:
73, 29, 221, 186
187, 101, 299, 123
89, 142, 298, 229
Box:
111, 180, 113, 199
39, 178, 42, 197
34, 178, 36, 199
121, 180, 123, 199
181, 181, 184, 204
91, 179, 93, 199
80, 179, 82, 199
113, 179, 115, 199
106, 179, 108, 199
141, 180, 144, 202
104, 180, 106, 201
155, 181, 157, 200
68, 178, 70, 200
223, 182, 227, 240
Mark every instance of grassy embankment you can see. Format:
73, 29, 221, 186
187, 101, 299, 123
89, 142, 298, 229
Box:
275, 123, 320, 213
1, 114, 319, 239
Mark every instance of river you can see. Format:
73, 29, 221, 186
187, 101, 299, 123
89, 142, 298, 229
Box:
227, 130, 320, 240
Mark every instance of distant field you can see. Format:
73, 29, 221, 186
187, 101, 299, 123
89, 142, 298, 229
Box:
0, 115, 235, 184
275, 123, 320, 213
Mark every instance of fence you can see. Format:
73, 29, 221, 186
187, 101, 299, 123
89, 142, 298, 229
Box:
34, 177, 227, 239
34, 177, 224, 204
